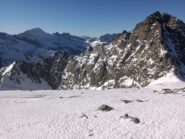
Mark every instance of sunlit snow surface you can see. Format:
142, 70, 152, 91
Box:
1, 83, 185, 139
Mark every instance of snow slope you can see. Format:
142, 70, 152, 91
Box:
147, 71, 185, 90
0, 86, 185, 139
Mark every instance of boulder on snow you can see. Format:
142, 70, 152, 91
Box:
120, 114, 129, 119
162, 89, 175, 94
120, 114, 141, 124
98, 104, 114, 112
130, 117, 140, 124
121, 100, 133, 104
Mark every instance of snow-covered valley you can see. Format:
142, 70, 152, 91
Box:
1, 83, 185, 139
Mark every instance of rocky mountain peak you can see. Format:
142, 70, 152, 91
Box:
58, 12, 185, 89
146, 11, 163, 23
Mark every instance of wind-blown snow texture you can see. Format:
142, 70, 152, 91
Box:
0, 11, 185, 90
1, 84, 185, 139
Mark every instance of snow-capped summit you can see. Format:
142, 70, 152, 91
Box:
22, 28, 47, 35
19, 28, 50, 40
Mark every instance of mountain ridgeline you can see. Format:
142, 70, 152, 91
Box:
0, 11, 185, 90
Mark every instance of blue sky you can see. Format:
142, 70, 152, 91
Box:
0, 0, 185, 37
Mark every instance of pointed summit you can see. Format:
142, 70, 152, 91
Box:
149, 11, 161, 18
22, 28, 48, 36
145, 11, 163, 24
26, 28, 45, 32
18, 28, 51, 40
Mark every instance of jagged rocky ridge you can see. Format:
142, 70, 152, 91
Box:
1, 11, 185, 90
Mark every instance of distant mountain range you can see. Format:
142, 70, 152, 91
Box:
0, 11, 185, 90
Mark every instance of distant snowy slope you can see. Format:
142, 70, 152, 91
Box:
0, 28, 90, 66
0, 32, 54, 66
17, 28, 90, 55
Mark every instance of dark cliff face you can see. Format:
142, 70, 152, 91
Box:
18, 53, 69, 89
1, 12, 185, 90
